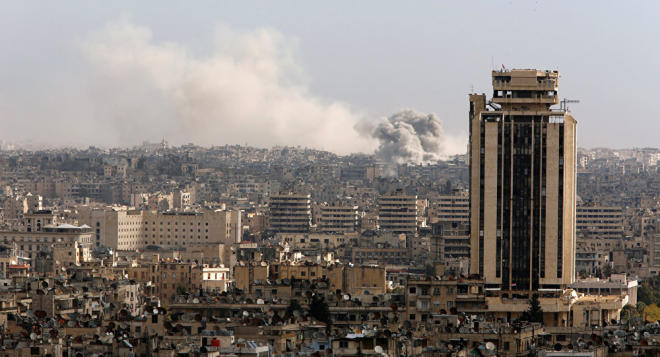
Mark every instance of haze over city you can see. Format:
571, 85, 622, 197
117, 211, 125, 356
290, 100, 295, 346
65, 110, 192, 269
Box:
1, 1, 659, 159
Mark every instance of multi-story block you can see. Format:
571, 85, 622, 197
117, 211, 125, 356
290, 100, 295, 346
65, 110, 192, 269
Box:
268, 193, 311, 233
405, 277, 486, 323
0, 223, 93, 261
429, 192, 470, 262
576, 205, 624, 240
78, 207, 241, 251
318, 203, 359, 233
378, 189, 418, 234
469, 69, 577, 291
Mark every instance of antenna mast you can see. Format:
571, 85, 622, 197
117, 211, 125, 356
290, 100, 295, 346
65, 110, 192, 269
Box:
560, 98, 580, 112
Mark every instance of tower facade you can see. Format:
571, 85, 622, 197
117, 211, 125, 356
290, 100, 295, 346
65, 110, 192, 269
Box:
469, 69, 577, 291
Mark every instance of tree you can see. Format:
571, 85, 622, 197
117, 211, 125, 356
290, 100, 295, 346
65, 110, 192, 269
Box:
621, 305, 636, 321
309, 294, 331, 331
521, 294, 543, 323
643, 304, 660, 322
636, 302, 647, 316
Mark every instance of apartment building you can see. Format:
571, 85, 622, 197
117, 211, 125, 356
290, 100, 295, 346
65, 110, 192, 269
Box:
277, 232, 358, 251
0, 223, 93, 261
576, 205, 624, 240
318, 203, 359, 233
78, 207, 241, 251
429, 192, 470, 262
428, 193, 469, 224
378, 189, 418, 234
405, 277, 486, 323
649, 218, 660, 274
268, 193, 311, 233
127, 257, 203, 305
235, 262, 386, 298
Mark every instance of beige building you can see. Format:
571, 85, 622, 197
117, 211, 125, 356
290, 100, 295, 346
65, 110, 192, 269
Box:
429, 193, 471, 262
576, 205, 624, 240
0, 223, 93, 261
78, 207, 241, 251
428, 193, 469, 224
318, 203, 359, 233
277, 232, 358, 251
405, 277, 485, 322
377, 189, 418, 234
234, 262, 386, 298
469, 69, 577, 291
126, 257, 203, 305
651, 217, 660, 274
268, 193, 311, 233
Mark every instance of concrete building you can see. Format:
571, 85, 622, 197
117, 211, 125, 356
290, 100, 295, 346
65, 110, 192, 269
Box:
576, 205, 624, 240
428, 193, 469, 224
0, 223, 93, 261
318, 203, 359, 233
650, 218, 660, 274
377, 189, 418, 234
569, 274, 638, 306
469, 69, 577, 291
405, 277, 486, 323
429, 193, 471, 262
268, 193, 311, 233
78, 207, 240, 251
24, 210, 57, 232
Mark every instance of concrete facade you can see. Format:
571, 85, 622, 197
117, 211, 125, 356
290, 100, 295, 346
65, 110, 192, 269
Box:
469, 69, 577, 291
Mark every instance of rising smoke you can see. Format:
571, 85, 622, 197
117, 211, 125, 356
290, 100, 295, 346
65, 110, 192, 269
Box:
0, 18, 466, 157
358, 110, 451, 166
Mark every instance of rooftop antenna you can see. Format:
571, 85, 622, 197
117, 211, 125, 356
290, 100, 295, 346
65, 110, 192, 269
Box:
560, 98, 580, 112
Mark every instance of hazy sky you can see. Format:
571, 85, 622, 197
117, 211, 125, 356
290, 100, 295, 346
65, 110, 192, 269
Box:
0, 1, 658, 154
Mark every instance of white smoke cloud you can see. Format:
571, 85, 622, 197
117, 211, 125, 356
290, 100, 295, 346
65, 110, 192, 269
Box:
0, 19, 368, 154
78, 18, 378, 154
0, 18, 468, 156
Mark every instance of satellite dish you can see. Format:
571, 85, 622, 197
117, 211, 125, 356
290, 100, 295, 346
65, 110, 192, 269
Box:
343, 294, 350, 300
485, 342, 495, 350
242, 311, 249, 317
375, 346, 383, 354
153, 308, 159, 315
29, 333, 37, 341
256, 299, 264, 305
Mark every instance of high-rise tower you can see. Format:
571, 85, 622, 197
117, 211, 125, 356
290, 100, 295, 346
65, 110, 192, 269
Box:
469, 69, 577, 292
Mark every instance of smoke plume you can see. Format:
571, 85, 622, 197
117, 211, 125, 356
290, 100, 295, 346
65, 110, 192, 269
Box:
0, 18, 376, 154
0, 18, 468, 157
360, 110, 450, 165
